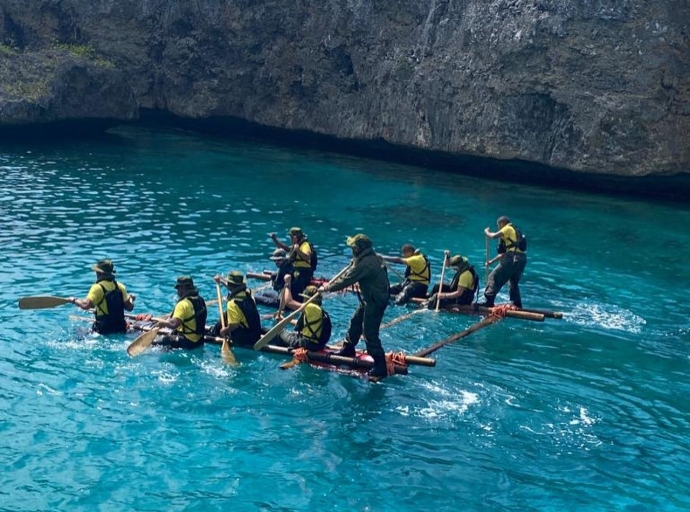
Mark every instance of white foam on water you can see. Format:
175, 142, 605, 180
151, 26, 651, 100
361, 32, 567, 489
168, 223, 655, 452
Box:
398, 380, 480, 421
566, 302, 646, 333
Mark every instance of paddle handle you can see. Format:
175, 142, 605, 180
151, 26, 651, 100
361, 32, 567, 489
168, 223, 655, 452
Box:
215, 283, 238, 364
435, 252, 448, 312
216, 282, 227, 349
485, 235, 490, 282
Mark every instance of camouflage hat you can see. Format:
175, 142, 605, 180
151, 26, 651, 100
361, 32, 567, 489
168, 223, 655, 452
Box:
288, 227, 304, 237
269, 248, 287, 261
299, 285, 322, 303
226, 271, 245, 285
346, 233, 372, 249
174, 276, 196, 289
449, 255, 469, 269
91, 259, 115, 274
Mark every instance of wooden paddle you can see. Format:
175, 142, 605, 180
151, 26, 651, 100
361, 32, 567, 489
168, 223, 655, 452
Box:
19, 296, 72, 310
275, 284, 287, 320
485, 235, 490, 283
253, 263, 351, 351
127, 327, 160, 357
216, 282, 238, 366
434, 252, 448, 312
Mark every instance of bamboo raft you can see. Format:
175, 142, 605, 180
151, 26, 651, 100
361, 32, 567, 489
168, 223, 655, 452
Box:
244, 270, 565, 365
21, 272, 564, 381
126, 317, 434, 379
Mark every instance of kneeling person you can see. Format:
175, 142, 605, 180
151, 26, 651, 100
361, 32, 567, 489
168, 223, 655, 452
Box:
277, 285, 331, 352
427, 255, 479, 309
213, 271, 262, 348
156, 276, 207, 350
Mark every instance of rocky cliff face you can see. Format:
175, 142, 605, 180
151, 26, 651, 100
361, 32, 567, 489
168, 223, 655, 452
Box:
0, 0, 688, 179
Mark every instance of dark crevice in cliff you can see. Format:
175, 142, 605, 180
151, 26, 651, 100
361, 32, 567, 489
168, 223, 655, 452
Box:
136, 110, 690, 204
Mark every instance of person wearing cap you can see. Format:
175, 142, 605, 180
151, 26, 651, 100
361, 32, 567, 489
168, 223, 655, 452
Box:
69, 259, 135, 334
480, 216, 527, 308
427, 254, 479, 310
254, 248, 293, 308
212, 271, 261, 348
319, 233, 389, 378
381, 244, 431, 305
275, 280, 331, 351
154, 276, 208, 349
269, 227, 315, 301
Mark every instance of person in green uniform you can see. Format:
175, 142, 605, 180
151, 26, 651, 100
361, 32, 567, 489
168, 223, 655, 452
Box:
382, 244, 431, 305
155, 276, 208, 350
70, 259, 135, 334
269, 227, 314, 301
319, 234, 389, 378
212, 271, 262, 348
427, 254, 479, 309
480, 216, 527, 308
275, 281, 331, 352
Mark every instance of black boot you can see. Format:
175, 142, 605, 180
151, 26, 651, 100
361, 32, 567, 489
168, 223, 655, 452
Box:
336, 343, 356, 357
476, 297, 495, 308
368, 353, 388, 378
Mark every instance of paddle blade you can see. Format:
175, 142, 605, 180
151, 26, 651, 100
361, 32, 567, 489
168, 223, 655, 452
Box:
19, 296, 70, 310
253, 295, 315, 351
253, 317, 290, 351
221, 340, 238, 366
127, 327, 159, 357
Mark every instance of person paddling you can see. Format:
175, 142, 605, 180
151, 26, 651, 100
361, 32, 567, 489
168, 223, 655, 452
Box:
212, 271, 262, 348
69, 259, 135, 334
152, 276, 208, 350
427, 255, 479, 309
275, 280, 331, 352
319, 234, 389, 378
269, 227, 315, 301
382, 244, 431, 305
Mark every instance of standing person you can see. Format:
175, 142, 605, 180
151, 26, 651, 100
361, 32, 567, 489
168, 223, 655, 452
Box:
269, 227, 315, 300
480, 216, 527, 308
212, 271, 262, 348
70, 259, 135, 334
319, 234, 389, 378
275, 280, 331, 352
155, 276, 208, 350
427, 254, 479, 309
382, 244, 431, 305
254, 248, 293, 308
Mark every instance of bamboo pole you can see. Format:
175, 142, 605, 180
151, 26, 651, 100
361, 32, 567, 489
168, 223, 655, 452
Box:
414, 316, 499, 358
435, 252, 448, 312
408, 299, 545, 321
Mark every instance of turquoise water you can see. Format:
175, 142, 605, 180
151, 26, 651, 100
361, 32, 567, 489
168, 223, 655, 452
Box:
1, 126, 689, 511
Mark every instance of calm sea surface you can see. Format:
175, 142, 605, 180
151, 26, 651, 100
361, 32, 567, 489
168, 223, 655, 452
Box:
1, 126, 689, 512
